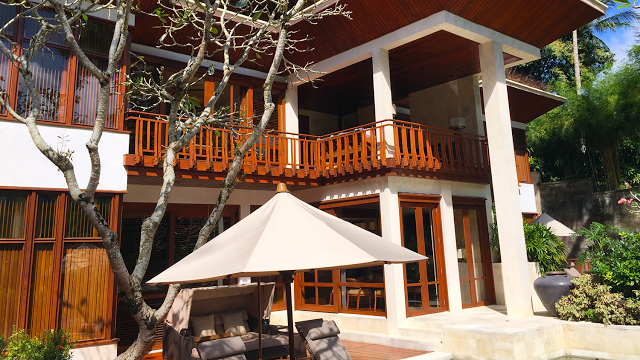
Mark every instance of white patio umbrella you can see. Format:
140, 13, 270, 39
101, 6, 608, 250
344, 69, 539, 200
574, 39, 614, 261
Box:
531, 213, 575, 237
148, 183, 426, 360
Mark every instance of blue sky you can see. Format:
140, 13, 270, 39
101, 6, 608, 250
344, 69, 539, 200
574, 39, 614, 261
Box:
597, 6, 638, 64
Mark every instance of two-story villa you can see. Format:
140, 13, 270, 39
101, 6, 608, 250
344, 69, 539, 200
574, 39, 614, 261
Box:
0, 1, 604, 359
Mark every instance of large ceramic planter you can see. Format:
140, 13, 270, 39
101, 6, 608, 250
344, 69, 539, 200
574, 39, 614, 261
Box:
533, 271, 575, 317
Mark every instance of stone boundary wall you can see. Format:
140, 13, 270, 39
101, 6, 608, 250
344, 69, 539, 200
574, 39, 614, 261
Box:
538, 179, 640, 258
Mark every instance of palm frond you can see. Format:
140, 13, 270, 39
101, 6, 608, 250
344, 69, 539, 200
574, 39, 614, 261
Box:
592, 9, 639, 34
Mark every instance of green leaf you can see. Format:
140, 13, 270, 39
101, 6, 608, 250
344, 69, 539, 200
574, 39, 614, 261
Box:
211, 27, 219, 34
192, 0, 204, 9
255, 53, 261, 59
252, 10, 263, 22
81, 14, 88, 22
235, 0, 248, 7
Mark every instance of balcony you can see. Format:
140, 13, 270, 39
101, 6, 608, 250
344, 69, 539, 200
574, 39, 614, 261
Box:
123, 111, 491, 185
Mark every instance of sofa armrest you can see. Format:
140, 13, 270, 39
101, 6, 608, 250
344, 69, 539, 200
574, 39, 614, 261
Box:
195, 332, 234, 344
163, 322, 195, 360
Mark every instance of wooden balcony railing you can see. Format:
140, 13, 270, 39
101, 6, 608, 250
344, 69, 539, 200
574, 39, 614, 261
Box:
124, 112, 490, 182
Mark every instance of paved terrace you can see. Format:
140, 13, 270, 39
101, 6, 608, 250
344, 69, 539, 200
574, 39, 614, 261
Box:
143, 340, 442, 360
143, 306, 640, 359
270, 305, 640, 360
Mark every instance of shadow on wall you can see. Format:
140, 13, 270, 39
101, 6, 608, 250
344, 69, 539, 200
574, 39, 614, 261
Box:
538, 179, 640, 258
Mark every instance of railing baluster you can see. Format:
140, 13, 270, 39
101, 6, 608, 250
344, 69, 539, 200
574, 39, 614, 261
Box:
417, 128, 426, 169
400, 125, 409, 166
380, 124, 386, 166
410, 127, 418, 168
126, 114, 491, 181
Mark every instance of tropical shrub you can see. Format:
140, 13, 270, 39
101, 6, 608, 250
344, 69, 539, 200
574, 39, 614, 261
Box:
575, 222, 640, 297
556, 274, 640, 325
490, 215, 567, 274
4, 328, 74, 360
523, 222, 568, 274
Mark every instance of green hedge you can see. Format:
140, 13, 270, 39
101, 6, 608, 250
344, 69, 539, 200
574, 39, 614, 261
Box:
556, 274, 640, 325
1, 328, 74, 360
575, 222, 640, 298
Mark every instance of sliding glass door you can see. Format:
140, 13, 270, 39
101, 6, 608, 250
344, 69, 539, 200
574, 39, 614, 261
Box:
453, 198, 495, 308
400, 195, 447, 316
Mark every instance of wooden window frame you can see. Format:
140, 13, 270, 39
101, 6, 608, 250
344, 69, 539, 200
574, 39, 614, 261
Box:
0, 189, 119, 344
295, 269, 339, 313
0, 6, 128, 131
294, 194, 387, 317
398, 194, 449, 317
128, 52, 287, 133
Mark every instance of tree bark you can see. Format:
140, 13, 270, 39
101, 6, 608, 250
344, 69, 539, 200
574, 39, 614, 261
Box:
573, 30, 582, 94
0, 2, 349, 359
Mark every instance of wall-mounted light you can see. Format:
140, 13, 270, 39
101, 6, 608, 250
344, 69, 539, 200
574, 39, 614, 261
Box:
449, 116, 466, 132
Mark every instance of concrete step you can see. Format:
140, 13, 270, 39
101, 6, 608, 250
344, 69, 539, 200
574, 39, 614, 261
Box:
405, 352, 453, 360
339, 329, 445, 352
405, 318, 448, 331
397, 327, 444, 342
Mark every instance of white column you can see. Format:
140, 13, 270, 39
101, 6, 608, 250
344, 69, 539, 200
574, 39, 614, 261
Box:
372, 48, 395, 158
284, 83, 299, 167
239, 202, 251, 220
479, 41, 533, 317
472, 75, 486, 137
284, 83, 299, 133
439, 181, 463, 312
379, 186, 407, 333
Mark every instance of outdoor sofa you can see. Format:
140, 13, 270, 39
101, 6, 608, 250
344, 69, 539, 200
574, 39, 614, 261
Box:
162, 283, 306, 360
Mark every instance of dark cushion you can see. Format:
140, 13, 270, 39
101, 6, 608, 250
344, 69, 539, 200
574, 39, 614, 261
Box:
197, 336, 246, 360
306, 320, 340, 341
307, 337, 351, 360
216, 356, 246, 360
240, 332, 289, 352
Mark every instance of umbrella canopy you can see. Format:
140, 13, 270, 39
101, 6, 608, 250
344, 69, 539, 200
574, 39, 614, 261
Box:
148, 184, 426, 360
148, 186, 426, 285
531, 213, 575, 237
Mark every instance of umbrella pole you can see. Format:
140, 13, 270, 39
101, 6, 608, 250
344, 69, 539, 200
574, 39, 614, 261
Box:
281, 271, 296, 360
258, 277, 263, 360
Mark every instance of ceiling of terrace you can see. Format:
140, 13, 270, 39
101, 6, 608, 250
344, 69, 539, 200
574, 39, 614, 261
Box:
131, 0, 603, 74
298, 31, 564, 123
298, 31, 518, 115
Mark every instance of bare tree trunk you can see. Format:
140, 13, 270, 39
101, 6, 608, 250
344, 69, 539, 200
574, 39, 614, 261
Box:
1, 2, 349, 359
573, 30, 582, 94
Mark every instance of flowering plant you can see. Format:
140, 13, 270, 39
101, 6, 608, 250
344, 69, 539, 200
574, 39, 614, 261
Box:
618, 182, 640, 213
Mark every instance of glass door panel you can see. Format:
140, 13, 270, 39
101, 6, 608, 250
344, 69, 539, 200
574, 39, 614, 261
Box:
299, 197, 385, 315
400, 203, 447, 316
298, 269, 338, 312
453, 203, 494, 308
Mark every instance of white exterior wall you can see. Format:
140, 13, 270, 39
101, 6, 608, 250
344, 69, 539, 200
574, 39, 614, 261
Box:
70, 343, 117, 360
298, 109, 339, 136
0, 120, 129, 192
409, 76, 481, 136
124, 184, 277, 220
296, 176, 490, 333
519, 182, 537, 214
